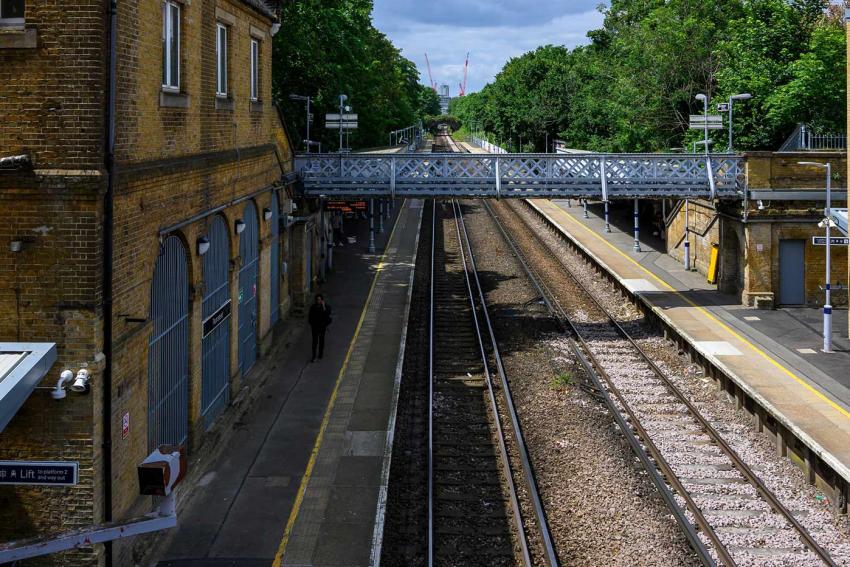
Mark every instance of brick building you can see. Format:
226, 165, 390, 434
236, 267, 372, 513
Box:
0, 1, 322, 564
664, 152, 848, 309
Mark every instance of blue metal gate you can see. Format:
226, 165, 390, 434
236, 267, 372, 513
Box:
201, 216, 231, 427
148, 235, 189, 450
270, 193, 281, 325
238, 202, 259, 376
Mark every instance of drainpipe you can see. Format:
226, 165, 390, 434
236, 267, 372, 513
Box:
102, 1, 118, 563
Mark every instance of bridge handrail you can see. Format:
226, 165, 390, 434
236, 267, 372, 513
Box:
295, 152, 744, 196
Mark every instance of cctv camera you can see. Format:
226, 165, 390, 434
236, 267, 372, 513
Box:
71, 369, 90, 393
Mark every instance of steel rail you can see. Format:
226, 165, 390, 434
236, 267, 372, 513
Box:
455, 200, 560, 567
449, 200, 532, 566
510, 199, 838, 567
427, 137, 532, 566
482, 200, 717, 567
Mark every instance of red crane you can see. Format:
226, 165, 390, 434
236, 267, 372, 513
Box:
458, 52, 469, 96
424, 53, 437, 91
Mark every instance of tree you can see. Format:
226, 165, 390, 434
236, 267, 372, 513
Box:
272, 0, 433, 151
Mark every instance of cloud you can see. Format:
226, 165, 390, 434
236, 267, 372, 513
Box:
373, 0, 605, 93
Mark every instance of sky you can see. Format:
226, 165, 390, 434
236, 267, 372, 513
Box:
372, 0, 605, 96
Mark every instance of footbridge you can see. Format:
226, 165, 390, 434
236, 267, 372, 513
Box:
295, 153, 745, 200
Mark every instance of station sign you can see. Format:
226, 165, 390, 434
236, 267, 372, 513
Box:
326, 113, 358, 130
0, 461, 78, 486
689, 114, 724, 130
812, 236, 850, 246
326, 200, 367, 213
717, 103, 730, 112
202, 300, 231, 338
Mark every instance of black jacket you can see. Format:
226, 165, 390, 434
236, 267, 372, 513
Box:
308, 303, 332, 329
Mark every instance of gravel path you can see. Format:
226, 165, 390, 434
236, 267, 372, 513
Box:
504, 199, 850, 566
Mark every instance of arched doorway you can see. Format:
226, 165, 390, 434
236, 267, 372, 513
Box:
238, 202, 259, 376
201, 216, 231, 427
270, 192, 281, 325
148, 235, 190, 449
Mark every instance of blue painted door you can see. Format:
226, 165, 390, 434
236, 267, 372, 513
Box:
305, 229, 313, 293
270, 193, 281, 325
148, 236, 189, 450
779, 239, 805, 305
201, 216, 231, 427
238, 202, 259, 376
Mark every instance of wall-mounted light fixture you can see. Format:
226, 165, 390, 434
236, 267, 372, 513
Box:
71, 369, 91, 394
10, 240, 23, 253
234, 219, 245, 235
263, 207, 273, 221
197, 235, 211, 255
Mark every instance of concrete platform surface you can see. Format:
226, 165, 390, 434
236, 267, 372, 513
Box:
278, 199, 422, 567
149, 200, 421, 567
530, 198, 850, 485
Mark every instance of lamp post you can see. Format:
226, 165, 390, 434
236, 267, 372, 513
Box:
727, 93, 752, 152
798, 161, 834, 353
289, 94, 312, 152
338, 94, 349, 153
695, 93, 710, 154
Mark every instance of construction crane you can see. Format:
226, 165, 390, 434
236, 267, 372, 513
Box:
424, 53, 437, 92
458, 52, 469, 96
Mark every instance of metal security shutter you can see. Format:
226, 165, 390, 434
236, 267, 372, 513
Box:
270, 192, 281, 325
148, 235, 190, 450
201, 216, 231, 428
238, 202, 259, 376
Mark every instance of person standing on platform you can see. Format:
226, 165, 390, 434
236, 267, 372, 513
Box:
309, 293, 332, 362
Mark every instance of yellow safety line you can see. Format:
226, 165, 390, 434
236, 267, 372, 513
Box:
537, 200, 850, 422
271, 202, 407, 567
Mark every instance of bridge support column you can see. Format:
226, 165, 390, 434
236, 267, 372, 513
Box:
633, 198, 642, 253
369, 199, 376, 253
379, 200, 385, 233
583, 200, 589, 219
604, 201, 611, 233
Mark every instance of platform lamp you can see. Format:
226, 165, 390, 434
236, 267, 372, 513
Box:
798, 161, 833, 353
726, 93, 752, 152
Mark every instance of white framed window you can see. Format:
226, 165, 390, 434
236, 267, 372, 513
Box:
216, 23, 228, 96
0, 0, 25, 26
162, 1, 180, 90
250, 38, 259, 101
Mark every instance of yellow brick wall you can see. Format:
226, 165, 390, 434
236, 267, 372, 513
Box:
666, 199, 720, 277
0, 2, 306, 566
114, 0, 279, 164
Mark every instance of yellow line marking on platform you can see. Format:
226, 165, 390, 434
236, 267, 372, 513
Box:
542, 201, 850, 422
271, 203, 406, 567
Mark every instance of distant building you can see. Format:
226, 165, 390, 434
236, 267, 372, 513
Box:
0, 1, 324, 564
439, 84, 452, 114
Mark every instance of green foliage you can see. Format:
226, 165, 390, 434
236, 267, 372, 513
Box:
272, 0, 436, 151
424, 115, 461, 134
551, 371, 574, 389
455, 0, 845, 153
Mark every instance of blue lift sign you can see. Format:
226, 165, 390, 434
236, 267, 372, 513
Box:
0, 461, 78, 486
812, 237, 850, 246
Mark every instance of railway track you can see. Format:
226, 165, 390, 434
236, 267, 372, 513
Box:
427, 132, 556, 566
484, 198, 838, 567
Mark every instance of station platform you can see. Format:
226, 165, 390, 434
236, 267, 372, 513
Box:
149, 199, 423, 567
528, 198, 850, 486
277, 199, 422, 566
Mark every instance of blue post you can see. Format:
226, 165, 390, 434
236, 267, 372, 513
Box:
633, 198, 641, 252
604, 201, 611, 233
583, 199, 589, 219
